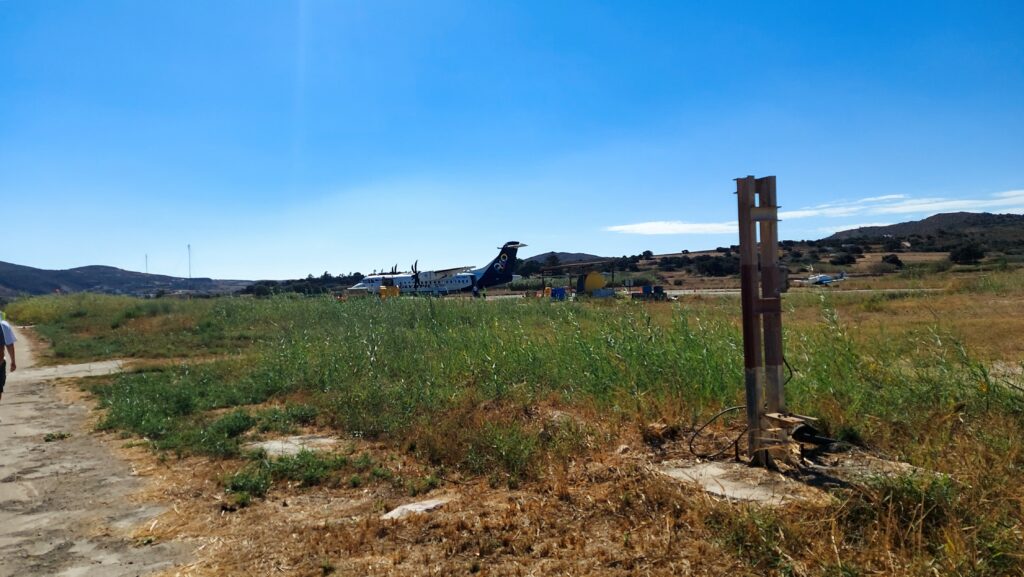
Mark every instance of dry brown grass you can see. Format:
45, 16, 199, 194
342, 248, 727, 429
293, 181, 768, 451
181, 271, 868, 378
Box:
129, 424, 1021, 577
660, 276, 1024, 361
136, 446, 762, 576
785, 291, 1024, 361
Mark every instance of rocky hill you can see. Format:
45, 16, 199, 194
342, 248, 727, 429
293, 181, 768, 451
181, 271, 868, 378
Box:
524, 251, 606, 264
823, 212, 1024, 253
0, 261, 251, 298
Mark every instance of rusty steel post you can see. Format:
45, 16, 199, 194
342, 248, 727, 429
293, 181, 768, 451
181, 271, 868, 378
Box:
736, 176, 766, 466
736, 175, 787, 467
757, 176, 785, 417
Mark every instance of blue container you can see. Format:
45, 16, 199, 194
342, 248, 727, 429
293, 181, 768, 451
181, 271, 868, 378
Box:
642, 285, 653, 295
551, 287, 567, 301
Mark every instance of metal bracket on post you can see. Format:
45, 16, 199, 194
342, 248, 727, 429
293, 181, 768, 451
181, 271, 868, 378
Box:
736, 175, 799, 467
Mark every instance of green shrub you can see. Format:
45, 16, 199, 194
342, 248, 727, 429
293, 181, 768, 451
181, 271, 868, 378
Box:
466, 422, 539, 488
256, 403, 319, 433
226, 461, 272, 498
949, 243, 985, 265
211, 409, 256, 438
270, 450, 348, 487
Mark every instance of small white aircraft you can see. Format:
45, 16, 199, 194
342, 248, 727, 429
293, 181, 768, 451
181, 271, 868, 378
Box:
805, 270, 847, 286
349, 241, 527, 296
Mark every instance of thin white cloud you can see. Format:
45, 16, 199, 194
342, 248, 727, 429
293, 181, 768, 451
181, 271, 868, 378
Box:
993, 189, 1024, 199
779, 206, 863, 219
784, 189, 1024, 219
779, 193, 909, 219
857, 194, 906, 203
606, 189, 1023, 236
605, 220, 736, 235
868, 194, 1024, 214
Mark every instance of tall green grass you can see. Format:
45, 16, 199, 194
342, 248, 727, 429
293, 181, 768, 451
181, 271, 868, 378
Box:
7, 293, 278, 361
10, 288, 1023, 574
55, 293, 1015, 495
16, 293, 1023, 456
244, 297, 748, 431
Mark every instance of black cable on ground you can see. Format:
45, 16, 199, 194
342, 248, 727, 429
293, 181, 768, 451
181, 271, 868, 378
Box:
688, 357, 798, 461
688, 404, 746, 460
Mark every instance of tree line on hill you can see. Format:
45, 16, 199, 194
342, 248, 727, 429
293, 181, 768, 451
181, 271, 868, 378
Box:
516, 249, 743, 279
824, 212, 1024, 266
796, 236, 994, 268
240, 212, 1022, 297
521, 234, 1002, 287
245, 237, 999, 298
239, 272, 365, 296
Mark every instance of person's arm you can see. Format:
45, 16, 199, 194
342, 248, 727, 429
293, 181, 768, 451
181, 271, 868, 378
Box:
4, 344, 14, 371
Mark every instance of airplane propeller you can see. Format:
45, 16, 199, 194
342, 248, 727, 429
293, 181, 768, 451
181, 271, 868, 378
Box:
411, 260, 420, 289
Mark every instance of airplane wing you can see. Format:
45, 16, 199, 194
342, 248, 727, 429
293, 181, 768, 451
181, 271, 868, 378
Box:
434, 266, 473, 276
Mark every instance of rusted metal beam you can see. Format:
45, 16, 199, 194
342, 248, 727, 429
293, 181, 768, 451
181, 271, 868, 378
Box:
750, 206, 778, 221
757, 176, 786, 418
736, 175, 788, 467
736, 176, 766, 466
754, 297, 782, 314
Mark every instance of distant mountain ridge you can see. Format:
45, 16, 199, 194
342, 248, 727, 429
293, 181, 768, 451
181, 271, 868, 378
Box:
824, 212, 1024, 242
524, 251, 606, 264
0, 261, 251, 297
6, 212, 1017, 299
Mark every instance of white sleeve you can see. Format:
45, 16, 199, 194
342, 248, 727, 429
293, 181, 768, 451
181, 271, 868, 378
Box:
1, 323, 14, 346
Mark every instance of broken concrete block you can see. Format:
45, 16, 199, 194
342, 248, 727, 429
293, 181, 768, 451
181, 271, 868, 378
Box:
380, 497, 451, 520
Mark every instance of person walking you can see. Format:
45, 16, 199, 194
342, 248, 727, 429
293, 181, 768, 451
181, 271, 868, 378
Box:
0, 314, 16, 404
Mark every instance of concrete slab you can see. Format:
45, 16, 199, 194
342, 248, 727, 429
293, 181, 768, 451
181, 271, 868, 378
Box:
658, 460, 828, 505
6, 360, 125, 385
243, 434, 341, 457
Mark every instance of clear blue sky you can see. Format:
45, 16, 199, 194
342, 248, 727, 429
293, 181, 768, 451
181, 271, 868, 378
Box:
2, 1, 1022, 279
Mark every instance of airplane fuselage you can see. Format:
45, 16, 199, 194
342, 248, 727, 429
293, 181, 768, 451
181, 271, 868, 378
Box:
808, 271, 846, 285
348, 241, 526, 296
353, 270, 477, 295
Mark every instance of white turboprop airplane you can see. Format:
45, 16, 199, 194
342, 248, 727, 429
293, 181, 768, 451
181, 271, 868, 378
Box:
801, 269, 847, 286
348, 242, 527, 296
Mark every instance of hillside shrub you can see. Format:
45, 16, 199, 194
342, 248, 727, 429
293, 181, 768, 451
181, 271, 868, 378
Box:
950, 243, 985, 264
829, 253, 857, 266
881, 253, 904, 268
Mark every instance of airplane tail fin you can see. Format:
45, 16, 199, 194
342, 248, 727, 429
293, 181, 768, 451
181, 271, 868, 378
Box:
474, 242, 526, 288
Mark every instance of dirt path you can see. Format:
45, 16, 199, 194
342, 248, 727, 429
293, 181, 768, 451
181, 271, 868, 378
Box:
0, 327, 189, 577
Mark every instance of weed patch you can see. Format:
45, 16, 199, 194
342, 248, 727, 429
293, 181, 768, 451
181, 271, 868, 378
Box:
270, 450, 349, 487
256, 403, 319, 433
466, 422, 540, 488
